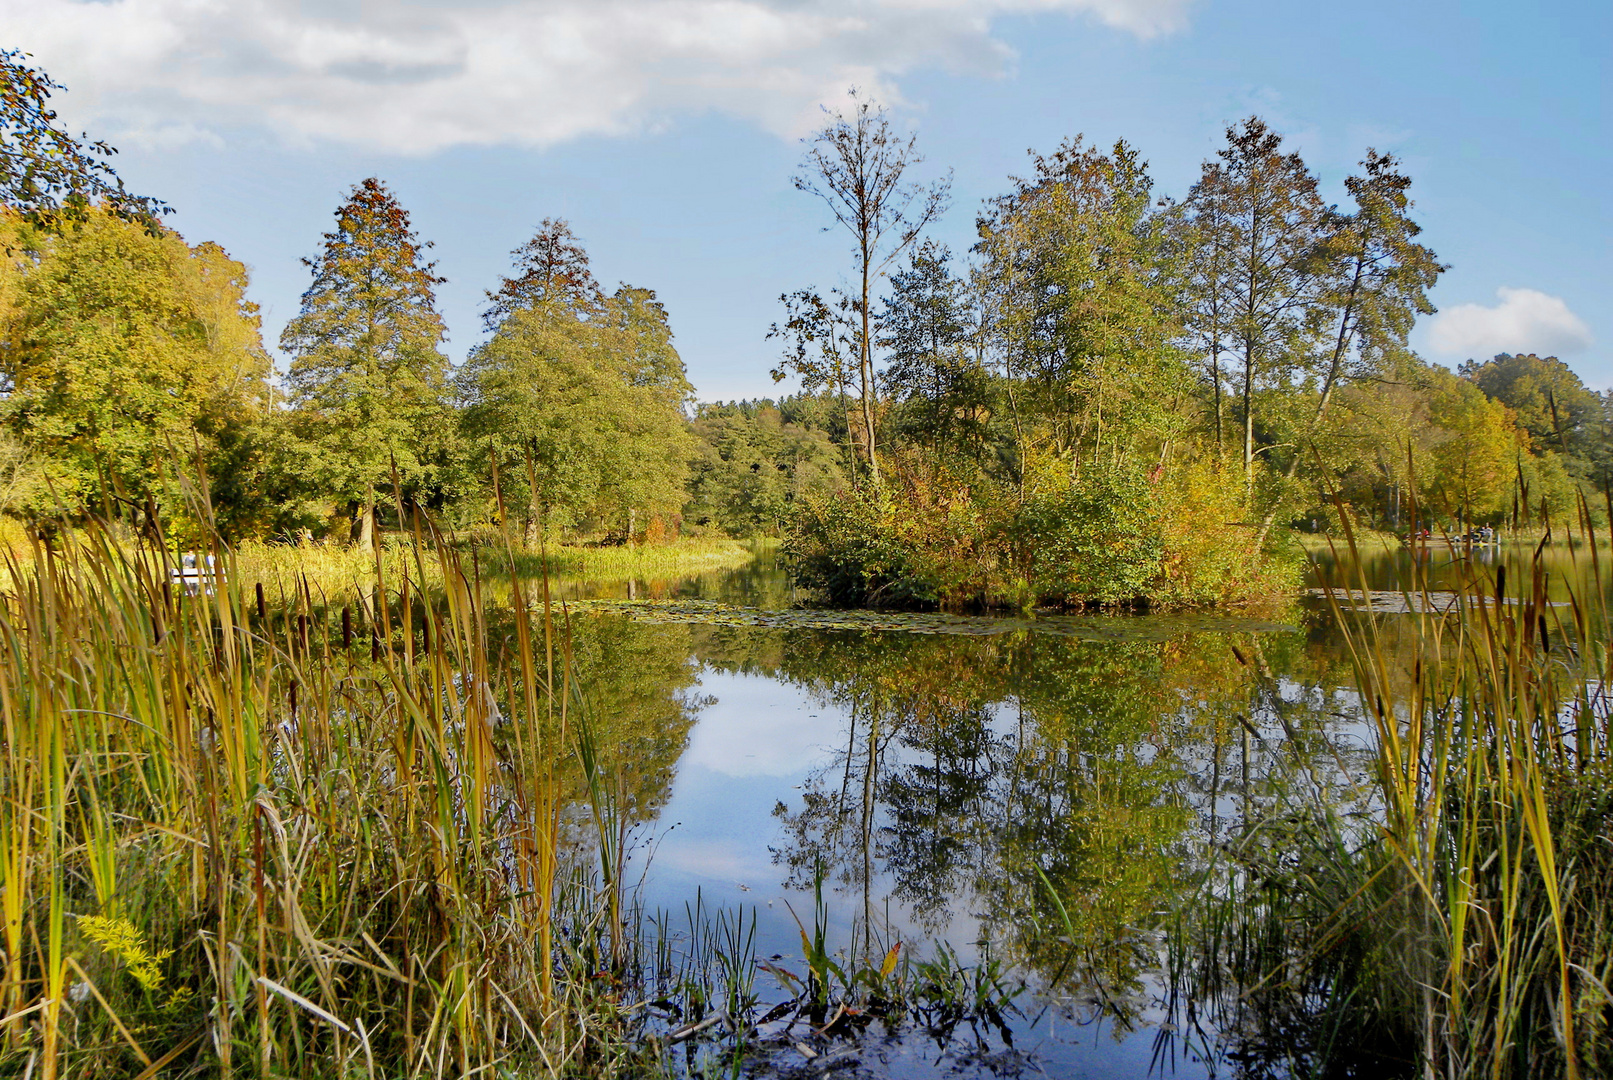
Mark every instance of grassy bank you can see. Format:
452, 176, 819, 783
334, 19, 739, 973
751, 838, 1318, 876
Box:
1291, 526, 1400, 550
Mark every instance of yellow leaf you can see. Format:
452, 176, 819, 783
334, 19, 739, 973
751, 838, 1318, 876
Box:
879, 942, 901, 978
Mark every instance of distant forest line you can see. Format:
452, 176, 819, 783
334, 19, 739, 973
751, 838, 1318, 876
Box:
1, 51, 1606, 603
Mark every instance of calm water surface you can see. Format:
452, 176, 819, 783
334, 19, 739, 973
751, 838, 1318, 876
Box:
548, 542, 1608, 1078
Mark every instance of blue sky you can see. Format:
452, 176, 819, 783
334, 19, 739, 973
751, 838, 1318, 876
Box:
5, 0, 1607, 400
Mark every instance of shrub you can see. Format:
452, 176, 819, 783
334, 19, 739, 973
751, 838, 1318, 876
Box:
785, 457, 1294, 610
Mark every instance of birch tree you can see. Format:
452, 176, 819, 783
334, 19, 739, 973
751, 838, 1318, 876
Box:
792, 90, 950, 484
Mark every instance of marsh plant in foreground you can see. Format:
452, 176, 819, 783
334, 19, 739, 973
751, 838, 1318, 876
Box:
1175, 502, 1613, 1079
0, 498, 1023, 1079
0, 499, 700, 1078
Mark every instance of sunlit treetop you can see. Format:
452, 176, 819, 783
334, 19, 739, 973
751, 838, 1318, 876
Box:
0, 49, 169, 232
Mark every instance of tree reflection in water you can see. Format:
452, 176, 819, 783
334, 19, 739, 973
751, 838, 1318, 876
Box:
471, 584, 1375, 1070
758, 620, 1362, 1046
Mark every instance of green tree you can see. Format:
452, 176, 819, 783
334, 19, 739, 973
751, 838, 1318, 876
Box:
1423, 366, 1524, 523
1460, 352, 1601, 455
1184, 119, 1327, 483
460, 277, 693, 541
1311, 151, 1444, 427
280, 178, 449, 551
878, 242, 992, 467
686, 399, 846, 535
0, 208, 270, 520
769, 288, 863, 484
976, 137, 1189, 466
0, 50, 168, 231
1252, 149, 1444, 541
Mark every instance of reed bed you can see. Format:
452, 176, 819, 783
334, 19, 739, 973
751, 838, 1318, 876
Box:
227, 535, 763, 600
1177, 496, 1613, 1078
0, 511, 664, 1079
0, 504, 1014, 1079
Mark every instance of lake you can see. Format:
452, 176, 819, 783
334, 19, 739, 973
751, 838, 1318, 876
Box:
538, 540, 1607, 1078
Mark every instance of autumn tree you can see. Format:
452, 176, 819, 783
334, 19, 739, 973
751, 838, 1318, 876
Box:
0, 208, 270, 520
1460, 352, 1601, 455
280, 178, 448, 551
790, 90, 951, 484
481, 217, 601, 330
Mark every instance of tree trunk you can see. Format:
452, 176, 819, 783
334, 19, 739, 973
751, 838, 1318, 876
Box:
1252, 256, 1368, 549
860, 246, 880, 485
356, 489, 376, 554
1242, 342, 1256, 486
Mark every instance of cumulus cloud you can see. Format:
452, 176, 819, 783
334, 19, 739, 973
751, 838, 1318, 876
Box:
1428, 287, 1594, 359
1, 0, 1193, 153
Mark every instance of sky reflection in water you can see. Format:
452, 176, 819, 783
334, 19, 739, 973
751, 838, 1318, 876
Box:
569, 544, 1611, 1078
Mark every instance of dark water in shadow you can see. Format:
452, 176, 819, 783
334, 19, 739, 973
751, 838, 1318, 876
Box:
546, 542, 1607, 1078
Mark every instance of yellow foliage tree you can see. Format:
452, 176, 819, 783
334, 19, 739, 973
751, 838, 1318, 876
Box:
0, 209, 271, 518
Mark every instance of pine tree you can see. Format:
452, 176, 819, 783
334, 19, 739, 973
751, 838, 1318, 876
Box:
1184, 118, 1327, 483
879, 242, 983, 465
280, 178, 448, 551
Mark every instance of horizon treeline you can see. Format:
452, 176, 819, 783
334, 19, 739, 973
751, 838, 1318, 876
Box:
0, 56, 1606, 553
771, 112, 1611, 547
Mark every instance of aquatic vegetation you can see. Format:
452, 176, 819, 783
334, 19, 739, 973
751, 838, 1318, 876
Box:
1175, 503, 1613, 1078
0, 506, 1034, 1079
569, 597, 1297, 642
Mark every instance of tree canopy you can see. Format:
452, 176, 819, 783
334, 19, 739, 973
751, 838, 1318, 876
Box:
459, 222, 694, 541
0, 50, 1595, 576
0, 49, 168, 231
0, 208, 269, 519
280, 178, 449, 549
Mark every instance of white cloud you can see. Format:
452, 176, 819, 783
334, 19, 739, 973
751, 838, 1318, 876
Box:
2, 0, 1192, 153
681, 671, 837, 778
1428, 287, 1594, 359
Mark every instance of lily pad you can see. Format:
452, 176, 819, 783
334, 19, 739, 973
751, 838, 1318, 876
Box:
549, 598, 1296, 642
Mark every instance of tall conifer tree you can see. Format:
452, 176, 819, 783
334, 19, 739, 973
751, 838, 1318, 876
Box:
281, 178, 447, 551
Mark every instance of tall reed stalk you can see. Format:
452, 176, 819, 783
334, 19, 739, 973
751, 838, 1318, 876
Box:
1183, 494, 1613, 1077
1333, 494, 1613, 1077
0, 485, 648, 1077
